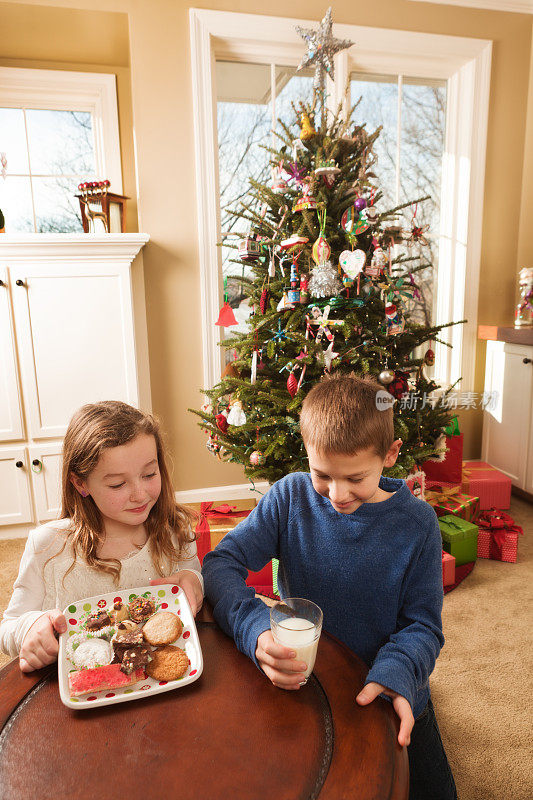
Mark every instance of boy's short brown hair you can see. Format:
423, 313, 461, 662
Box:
300, 373, 395, 458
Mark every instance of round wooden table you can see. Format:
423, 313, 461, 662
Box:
0, 616, 408, 799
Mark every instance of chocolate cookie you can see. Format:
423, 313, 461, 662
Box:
145, 645, 189, 680
85, 610, 111, 631
120, 645, 153, 675
128, 596, 155, 622
142, 611, 183, 646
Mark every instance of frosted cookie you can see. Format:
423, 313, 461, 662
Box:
142, 611, 183, 646
128, 596, 156, 622
72, 637, 113, 670
69, 664, 145, 697
145, 645, 189, 680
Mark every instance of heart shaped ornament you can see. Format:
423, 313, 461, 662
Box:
339, 249, 366, 279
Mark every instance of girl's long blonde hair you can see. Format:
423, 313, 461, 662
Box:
58, 401, 197, 583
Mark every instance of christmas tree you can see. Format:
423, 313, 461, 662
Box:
191, 9, 460, 485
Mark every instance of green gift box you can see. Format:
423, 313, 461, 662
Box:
438, 515, 479, 566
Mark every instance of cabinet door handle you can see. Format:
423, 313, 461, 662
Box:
15, 279, 25, 287
32, 459, 43, 473
15, 461, 24, 468
523, 358, 532, 365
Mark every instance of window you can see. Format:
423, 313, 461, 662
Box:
0, 67, 121, 233
190, 9, 492, 392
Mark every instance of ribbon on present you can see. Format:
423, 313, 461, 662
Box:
195, 502, 251, 563
444, 416, 460, 437
425, 485, 461, 506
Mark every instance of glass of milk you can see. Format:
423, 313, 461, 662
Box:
270, 598, 323, 684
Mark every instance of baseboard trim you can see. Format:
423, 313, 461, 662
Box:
174, 481, 271, 503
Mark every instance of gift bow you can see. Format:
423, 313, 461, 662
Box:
476, 508, 523, 558
195, 501, 252, 563
425, 485, 461, 505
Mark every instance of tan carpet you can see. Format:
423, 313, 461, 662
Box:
0, 500, 532, 798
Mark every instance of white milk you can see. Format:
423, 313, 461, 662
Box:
272, 616, 321, 678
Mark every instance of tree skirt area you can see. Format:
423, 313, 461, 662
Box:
0, 497, 531, 798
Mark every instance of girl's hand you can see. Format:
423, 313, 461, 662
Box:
356, 682, 415, 747
20, 610, 67, 673
150, 572, 203, 617
255, 630, 307, 690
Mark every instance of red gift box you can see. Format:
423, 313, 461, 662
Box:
461, 462, 511, 510
191, 499, 277, 596
442, 550, 456, 586
476, 509, 523, 562
422, 434, 463, 485
425, 482, 480, 521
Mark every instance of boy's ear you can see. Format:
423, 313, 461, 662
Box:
383, 439, 403, 468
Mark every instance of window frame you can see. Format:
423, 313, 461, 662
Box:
189, 8, 492, 394
0, 66, 123, 224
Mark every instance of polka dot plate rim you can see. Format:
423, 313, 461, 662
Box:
58, 584, 203, 710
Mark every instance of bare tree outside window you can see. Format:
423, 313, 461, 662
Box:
0, 108, 97, 233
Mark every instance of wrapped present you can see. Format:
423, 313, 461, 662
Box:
189, 498, 277, 596
439, 515, 479, 567
476, 509, 523, 562
442, 550, 456, 587
405, 470, 426, 500
422, 432, 464, 485
461, 461, 511, 510
425, 483, 480, 521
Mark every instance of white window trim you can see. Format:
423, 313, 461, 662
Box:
0, 67, 122, 194
190, 8, 492, 394
409, 0, 532, 14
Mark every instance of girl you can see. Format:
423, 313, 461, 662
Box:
0, 401, 203, 673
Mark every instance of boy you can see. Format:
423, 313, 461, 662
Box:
203, 374, 457, 800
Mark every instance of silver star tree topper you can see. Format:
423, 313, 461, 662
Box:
296, 8, 353, 105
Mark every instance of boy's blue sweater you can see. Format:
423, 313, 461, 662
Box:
203, 473, 444, 718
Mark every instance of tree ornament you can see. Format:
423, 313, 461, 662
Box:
378, 368, 395, 385
215, 411, 229, 433
300, 274, 309, 304
341, 205, 369, 238
227, 400, 247, 426
293, 179, 317, 212
238, 234, 261, 261
288, 262, 301, 304
206, 433, 221, 456
314, 157, 341, 188
295, 7, 353, 105
222, 361, 240, 379
385, 302, 405, 335
287, 370, 298, 398
286, 161, 307, 183
308, 261, 342, 298
339, 249, 365, 280
299, 111, 316, 141
201, 401, 213, 415
280, 234, 309, 251
403, 204, 430, 247
387, 371, 410, 400
277, 291, 294, 311
312, 209, 331, 265
259, 286, 269, 314
425, 348, 435, 366
354, 197, 367, 212
250, 349, 258, 385
307, 304, 344, 343
249, 450, 266, 466
322, 339, 339, 372
215, 302, 238, 327
365, 245, 387, 277
365, 206, 379, 225
271, 162, 289, 194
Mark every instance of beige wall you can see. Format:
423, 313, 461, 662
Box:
2, 0, 533, 489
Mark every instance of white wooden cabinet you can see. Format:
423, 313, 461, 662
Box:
481, 340, 533, 491
0, 234, 151, 538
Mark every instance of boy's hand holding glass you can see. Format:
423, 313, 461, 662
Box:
356, 682, 415, 747
19, 610, 67, 672
255, 630, 309, 690
150, 571, 203, 617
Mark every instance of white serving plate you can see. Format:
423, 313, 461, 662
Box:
58, 584, 203, 710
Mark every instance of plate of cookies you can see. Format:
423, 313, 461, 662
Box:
58, 584, 203, 709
